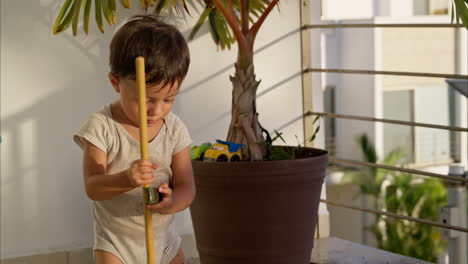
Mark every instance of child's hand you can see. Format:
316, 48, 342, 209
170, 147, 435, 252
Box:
126, 159, 159, 187
147, 183, 173, 214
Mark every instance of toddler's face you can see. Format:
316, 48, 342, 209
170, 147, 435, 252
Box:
109, 73, 179, 127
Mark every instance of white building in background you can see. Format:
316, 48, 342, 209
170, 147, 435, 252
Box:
321, 0, 467, 168
321, 0, 467, 251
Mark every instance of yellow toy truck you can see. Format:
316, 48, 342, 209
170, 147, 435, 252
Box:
203, 140, 242, 162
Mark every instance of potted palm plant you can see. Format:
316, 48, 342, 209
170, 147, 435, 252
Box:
52, 1, 468, 263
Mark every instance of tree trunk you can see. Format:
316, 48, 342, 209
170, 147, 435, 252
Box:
226, 62, 266, 161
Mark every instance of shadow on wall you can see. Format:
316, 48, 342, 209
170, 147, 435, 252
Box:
172, 28, 303, 143
188, 71, 303, 137
179, 28, 301, 96
0, 1, 218, 257
1, 0, 138, 257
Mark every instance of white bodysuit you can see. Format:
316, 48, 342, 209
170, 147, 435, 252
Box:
74, 105, 192, 264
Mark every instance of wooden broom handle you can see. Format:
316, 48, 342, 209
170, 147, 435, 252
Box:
136, 56, 155, 264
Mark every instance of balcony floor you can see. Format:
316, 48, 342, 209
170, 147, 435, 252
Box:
311, 237, 432, 264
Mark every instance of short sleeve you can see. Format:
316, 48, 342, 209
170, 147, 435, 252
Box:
171, 115, 192, 156
73, 113, 110, 153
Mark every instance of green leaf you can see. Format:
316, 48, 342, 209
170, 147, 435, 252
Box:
210, 7, 235, 50
119, 0, 131, 8
53, 0, 74, 34
272, 130, 286, 143
453, 0, 468, 28
56, 1, 78, 34
208, 8, 220, 45
307, 115, 321, 142
312, 114, 320, 125
102, 0, 116, 25
356, 134, 377, 163
95, 0, 104, 33
155, 0, 169, 14
309, 125, 320, 142
83, 0, 92, 34
72, 0, 83, 36
189, 6, 212, 41
233, 0, 269, 23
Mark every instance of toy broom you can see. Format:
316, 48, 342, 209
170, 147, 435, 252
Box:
135, 56, 155, 264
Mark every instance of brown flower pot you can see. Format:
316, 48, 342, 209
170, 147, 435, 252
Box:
190, 147, 328, 264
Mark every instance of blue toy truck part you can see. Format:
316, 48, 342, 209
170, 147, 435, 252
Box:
216, 140, 242, 153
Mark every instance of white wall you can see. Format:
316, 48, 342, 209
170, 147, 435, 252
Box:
323, 0, 415, 19
1, 0, 116, 257
323, 0, 374, 19
388, 0, 413, 17
1, 0, 308, 259
323, 19, 380, 160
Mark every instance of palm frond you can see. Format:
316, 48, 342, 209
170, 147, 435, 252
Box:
53, 0, 76, 34
209, 7, 235, 50
188, 6, 212, 41
52, 0, 276, 51
83, 0, 92, 34
53, 0, 182, 34
452, 0, 468, 28
355, 134, 377, 163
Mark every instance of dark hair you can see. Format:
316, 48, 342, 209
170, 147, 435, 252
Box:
109, 15, 190, 87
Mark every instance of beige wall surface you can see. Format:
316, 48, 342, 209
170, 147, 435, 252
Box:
381, 27, 455, 90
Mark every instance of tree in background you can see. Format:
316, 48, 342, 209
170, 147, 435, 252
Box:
343, 134, 447, 262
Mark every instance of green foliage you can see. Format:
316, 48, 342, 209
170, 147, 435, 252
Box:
451, 0, 468, 28
52, 0, 272, 48
190, 142, 212, 160
263, 130, 299, 161
342, 134, 447, 262
379, 176, 446, 261
263, 115, 322, 161
267, 146, 298, 161
307, 115, 321, 143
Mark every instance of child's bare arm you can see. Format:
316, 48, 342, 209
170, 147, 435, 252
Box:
82, 141, 157, 200
148, 146, 195, 214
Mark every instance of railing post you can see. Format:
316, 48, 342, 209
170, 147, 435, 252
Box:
300, 0, 313, 148
440, 165, 467, 264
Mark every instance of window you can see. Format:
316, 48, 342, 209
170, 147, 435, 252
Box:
414, 0, 449, 15
383, 84, 457, 166
384, 90, 415, 163
413, 85, 451, 164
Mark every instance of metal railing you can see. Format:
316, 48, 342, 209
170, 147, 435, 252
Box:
304, 23, 466, 29
304, 68, 468, 80
329, 157, 467, 184
301, 16, 468, 234
306, 111, 468, 132
321, 199, 468, 233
